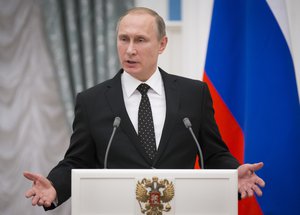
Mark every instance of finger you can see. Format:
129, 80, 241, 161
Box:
23, 171, 40, 182
44, 200, 52, 208
37, 199, 44, 206
246, 186, 254, 197
24, 172, 51, 189
37, 195, 53, 207
25, 189, 36, 198
37, 196, 47, 206
242, 183, 253, 198
31, 195, 40, 206
251, 162, 264, 172
255, 178, 266, 187
252, 184, 263, 197
241, 189, 247, 199
239, 185, 248, 199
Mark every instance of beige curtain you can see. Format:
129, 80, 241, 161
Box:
0, 0, 71, 214
41, 0, 133, 125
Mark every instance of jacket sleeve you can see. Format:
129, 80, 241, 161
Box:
199, 83, 240, 169
46, 92, 99, 208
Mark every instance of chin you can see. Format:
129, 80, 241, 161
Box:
124, 68, 140, 75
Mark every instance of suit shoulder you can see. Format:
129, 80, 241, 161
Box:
77, 75, 118, 100
77, 82, 104, 101
167, 73, 208, 90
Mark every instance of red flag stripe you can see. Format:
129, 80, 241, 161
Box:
203, 72, 263, 215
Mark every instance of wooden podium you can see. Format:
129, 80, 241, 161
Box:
72, 169, 237, 215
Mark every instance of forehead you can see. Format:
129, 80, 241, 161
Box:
118, 13, 157, 35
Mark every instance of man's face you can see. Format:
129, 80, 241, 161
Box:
117, 13, 167, 81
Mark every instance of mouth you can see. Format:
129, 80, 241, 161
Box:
124, 60, 139, 68
126, 60, 137, 64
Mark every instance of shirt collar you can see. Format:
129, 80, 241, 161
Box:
122, 68, 163, 97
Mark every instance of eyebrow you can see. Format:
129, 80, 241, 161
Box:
118, 34, 148, 39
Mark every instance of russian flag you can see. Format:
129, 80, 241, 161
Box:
204, 0, 300, 214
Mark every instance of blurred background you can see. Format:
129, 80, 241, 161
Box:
0, 0, 299, 214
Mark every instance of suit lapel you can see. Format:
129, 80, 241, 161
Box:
153, 69, 180, 166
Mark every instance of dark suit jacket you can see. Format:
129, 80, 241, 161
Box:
47, 68, 240, 208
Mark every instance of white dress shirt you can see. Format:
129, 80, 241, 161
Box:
121, 68, 166, 149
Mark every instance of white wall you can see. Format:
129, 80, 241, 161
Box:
134, 0, 183, 75
134, 0, 168, 20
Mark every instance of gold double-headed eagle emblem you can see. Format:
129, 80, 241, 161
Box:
136, 176, 175, 215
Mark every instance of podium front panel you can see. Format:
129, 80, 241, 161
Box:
72, 169, 237, 215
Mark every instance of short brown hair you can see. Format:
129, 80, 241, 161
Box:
116, 7, 166, 40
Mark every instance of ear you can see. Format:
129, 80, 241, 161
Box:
158, 36, 168, 54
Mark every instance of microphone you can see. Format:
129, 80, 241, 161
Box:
183, 117, 205, 169
104, 117, 121, 169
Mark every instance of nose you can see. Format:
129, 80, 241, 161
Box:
126, 42, 137, 56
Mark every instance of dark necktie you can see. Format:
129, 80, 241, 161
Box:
137, 83, 157, 160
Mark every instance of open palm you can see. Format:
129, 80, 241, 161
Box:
238, 162, 265, 199
24, 171, 57, 207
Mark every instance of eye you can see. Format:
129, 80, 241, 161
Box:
119, 36, 128, 42
136, 37, 146, 43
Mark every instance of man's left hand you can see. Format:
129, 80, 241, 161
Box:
238, 162, 265, 199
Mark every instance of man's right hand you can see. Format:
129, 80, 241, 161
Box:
23, 171, 57, 207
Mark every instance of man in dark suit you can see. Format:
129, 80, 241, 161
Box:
24, 7, 265, 209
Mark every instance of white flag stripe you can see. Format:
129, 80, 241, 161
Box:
267, 0, 300, 101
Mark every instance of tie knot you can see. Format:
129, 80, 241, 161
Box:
137, 83, 150, 95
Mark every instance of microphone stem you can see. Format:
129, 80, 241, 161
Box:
188, 127, 205, 169
104, 127, 117, 169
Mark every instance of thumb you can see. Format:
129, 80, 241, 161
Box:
251, 162, 264, 172
23, 171, 48, 186
23, 171, 39, 182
